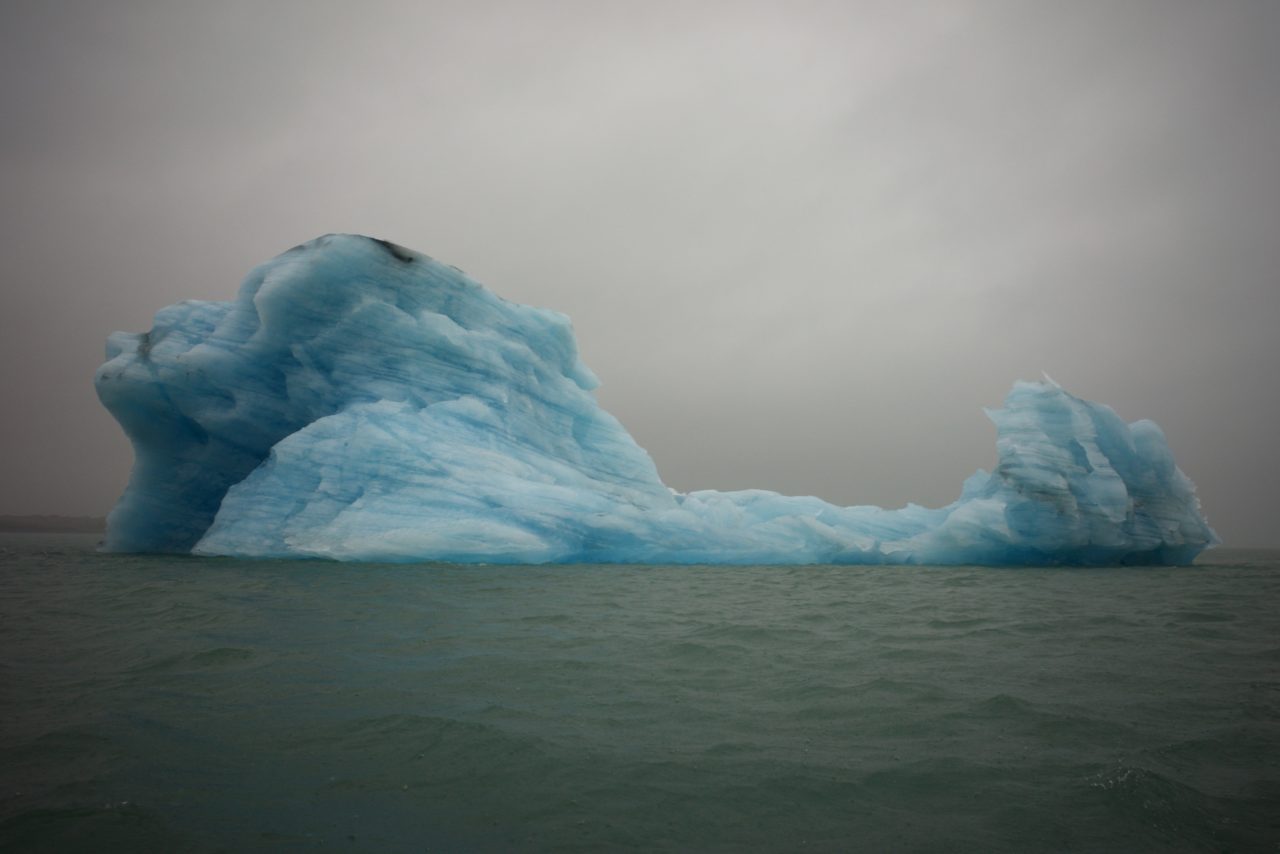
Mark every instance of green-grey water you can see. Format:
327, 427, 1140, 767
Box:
2, 533, 1277, 852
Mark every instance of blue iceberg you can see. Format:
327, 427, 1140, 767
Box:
95, 235, 1217, 565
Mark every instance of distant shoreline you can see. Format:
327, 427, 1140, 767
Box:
0, 515, 106, 533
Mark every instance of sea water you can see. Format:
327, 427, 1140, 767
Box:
1, 533, 1276, 851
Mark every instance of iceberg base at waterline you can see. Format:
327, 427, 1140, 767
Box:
94, 235, 1217, 565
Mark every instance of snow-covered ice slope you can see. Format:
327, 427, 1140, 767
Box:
95, 235, 1217, 564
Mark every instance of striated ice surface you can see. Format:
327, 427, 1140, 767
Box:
95, 234, 1217, 565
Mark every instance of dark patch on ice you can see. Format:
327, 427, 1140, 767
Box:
289, 235, 333, 254
370, 237, 415, 263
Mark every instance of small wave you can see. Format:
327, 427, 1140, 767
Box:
1084, 761, 1229, 845
124, 646, 257, 674
686, 623, 819, 645
0, 802, 188, 852
1167, 610, 1237, 623
188, 646, 255, 667
925, 616, 993, 630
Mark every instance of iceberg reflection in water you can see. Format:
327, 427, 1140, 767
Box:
95, 235, 1216, 564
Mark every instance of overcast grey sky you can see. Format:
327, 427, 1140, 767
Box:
2, 0, 1278, 545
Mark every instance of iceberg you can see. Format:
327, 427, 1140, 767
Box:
95, 234, 1217, 565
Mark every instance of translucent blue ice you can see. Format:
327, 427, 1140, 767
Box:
95, 235, 1218, 564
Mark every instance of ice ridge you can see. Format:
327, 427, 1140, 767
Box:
94, 234, 1218, 564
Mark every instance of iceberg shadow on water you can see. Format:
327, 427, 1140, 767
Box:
94, 234, 1217, 565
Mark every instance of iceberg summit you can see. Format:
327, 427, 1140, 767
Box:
95, 234, 1217, 565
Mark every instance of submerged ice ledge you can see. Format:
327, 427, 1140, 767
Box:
95, 235, 1217, 565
